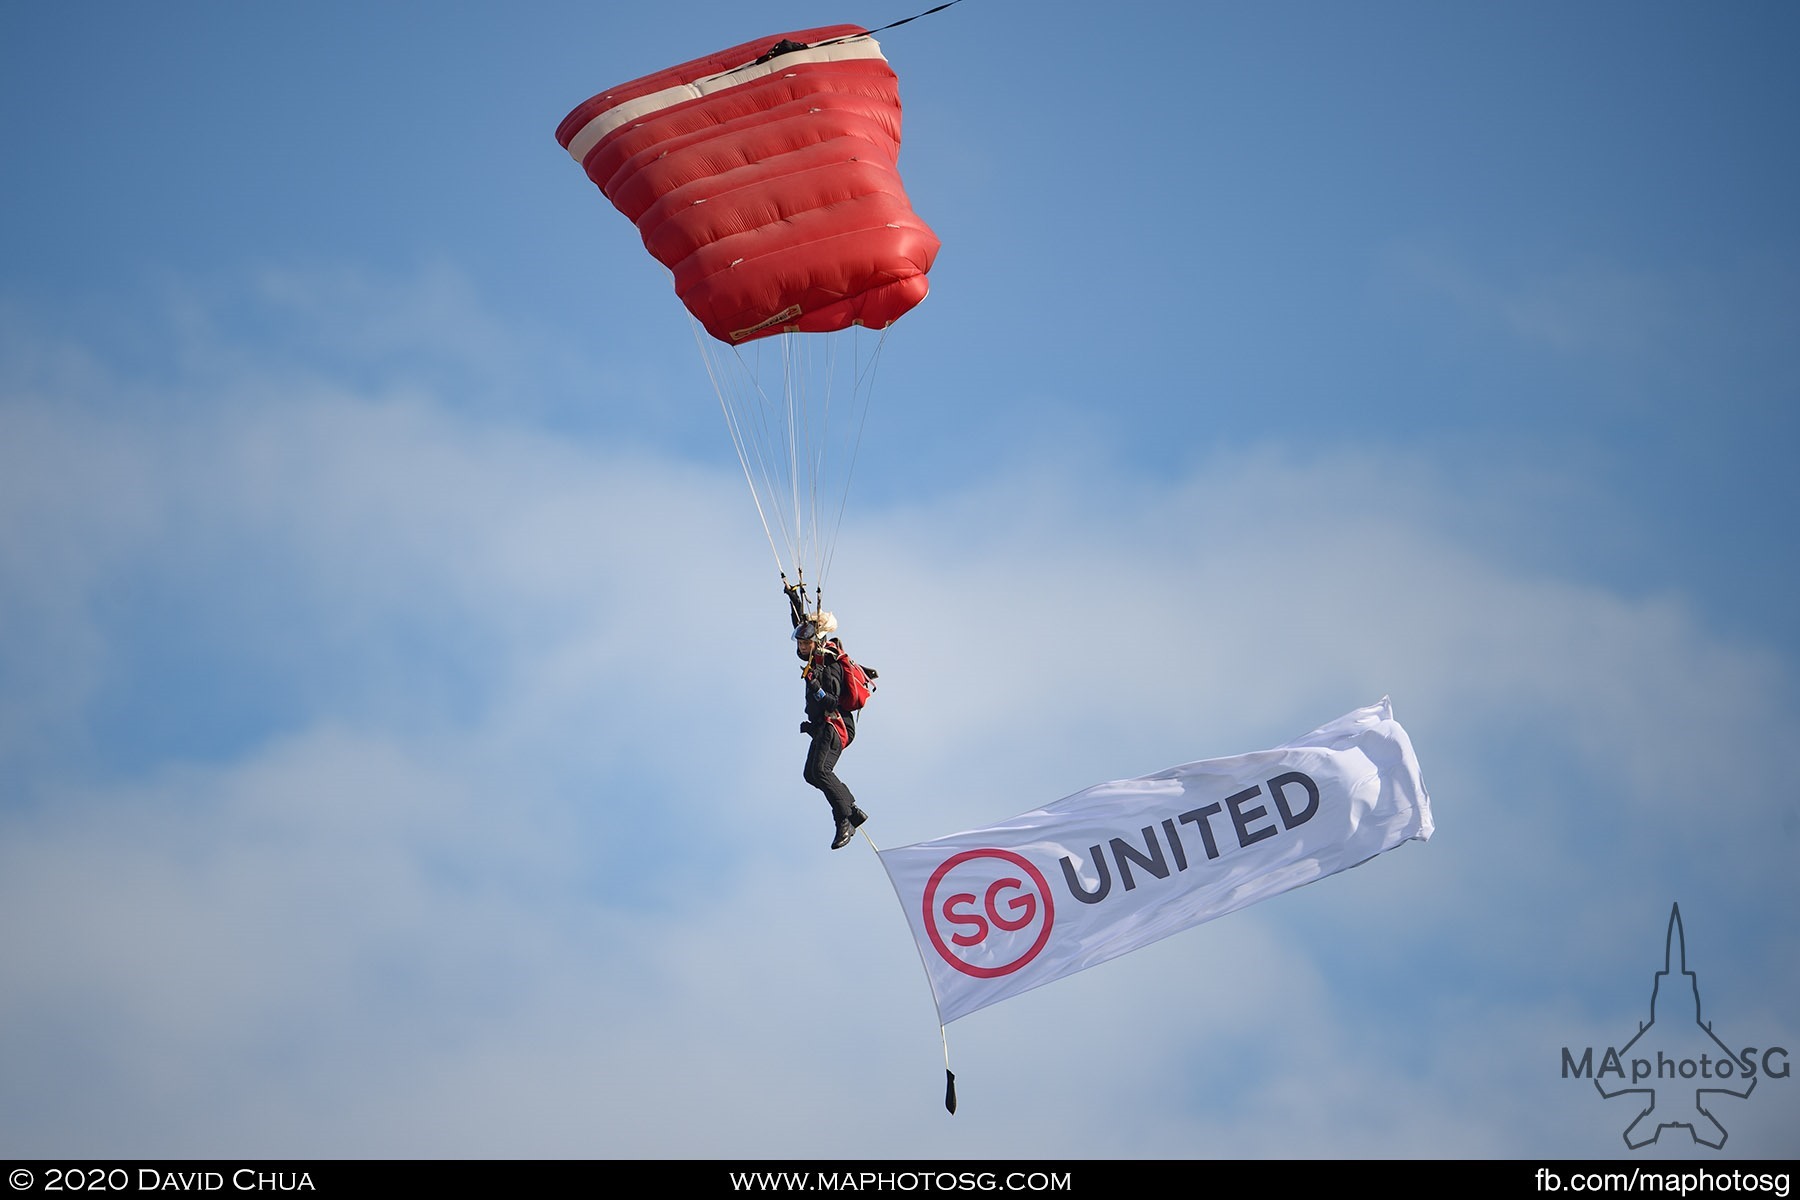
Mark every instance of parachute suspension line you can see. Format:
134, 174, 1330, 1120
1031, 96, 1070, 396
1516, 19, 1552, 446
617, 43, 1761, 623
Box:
747, 338, 810, 574
776, 328, 849, 595
748, 335, 805, 574
799, 329, 840, 593
818, 324, 890, 587
690, 320, 889, 592
783, 332, 813, 584
693, 320, 789, 578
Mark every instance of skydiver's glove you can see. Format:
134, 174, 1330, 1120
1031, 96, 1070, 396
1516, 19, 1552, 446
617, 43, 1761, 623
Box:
800, 721, 812, 735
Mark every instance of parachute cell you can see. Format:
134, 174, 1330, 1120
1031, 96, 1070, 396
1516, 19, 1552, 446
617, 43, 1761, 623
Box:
556, 26, 940, 344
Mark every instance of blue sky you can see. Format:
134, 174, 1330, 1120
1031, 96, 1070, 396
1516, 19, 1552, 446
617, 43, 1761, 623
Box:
2, 0, 1796, 1161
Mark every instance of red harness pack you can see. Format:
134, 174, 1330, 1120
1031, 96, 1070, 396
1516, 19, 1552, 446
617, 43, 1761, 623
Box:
837, 652, 874, 712
808, 642, 875, 747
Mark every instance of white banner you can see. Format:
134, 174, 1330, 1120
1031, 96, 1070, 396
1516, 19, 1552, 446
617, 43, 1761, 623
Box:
877, 697, 1433, 1025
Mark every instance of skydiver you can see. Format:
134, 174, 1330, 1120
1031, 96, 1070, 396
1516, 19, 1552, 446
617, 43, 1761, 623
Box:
786, 586, 875, 850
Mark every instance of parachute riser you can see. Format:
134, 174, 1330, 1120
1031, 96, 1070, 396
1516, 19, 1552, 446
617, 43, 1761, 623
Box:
781, 573, 838, 648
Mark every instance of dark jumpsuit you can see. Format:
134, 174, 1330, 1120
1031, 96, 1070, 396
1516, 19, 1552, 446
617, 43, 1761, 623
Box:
801, 648, 858, 823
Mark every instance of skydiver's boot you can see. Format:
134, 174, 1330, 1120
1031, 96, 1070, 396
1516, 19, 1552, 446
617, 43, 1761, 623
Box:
850, 806, 869, 827
831, 815, 856, 850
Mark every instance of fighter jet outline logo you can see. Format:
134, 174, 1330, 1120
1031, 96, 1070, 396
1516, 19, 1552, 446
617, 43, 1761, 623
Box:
1595, 903, 1756, 1149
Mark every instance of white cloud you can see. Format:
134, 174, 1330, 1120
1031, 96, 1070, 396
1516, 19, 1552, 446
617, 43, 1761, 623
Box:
1379, 238, 1679, 358
1, 274, 1793, 1159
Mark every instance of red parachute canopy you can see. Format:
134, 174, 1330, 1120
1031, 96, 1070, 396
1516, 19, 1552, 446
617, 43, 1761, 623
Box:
556, 25, 940, 345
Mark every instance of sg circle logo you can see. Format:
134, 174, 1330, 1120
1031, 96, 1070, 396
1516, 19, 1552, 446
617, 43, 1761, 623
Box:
922, 848, 1055, 978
